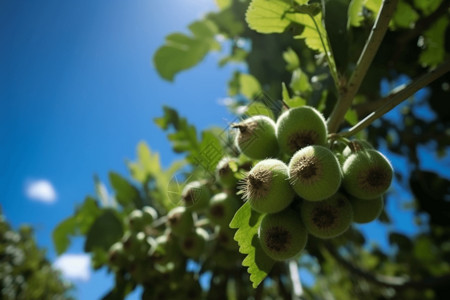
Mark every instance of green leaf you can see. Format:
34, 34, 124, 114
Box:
154, 106, 200, 154
244, 101, 275, 119
344, 108, 358, 126
215, 0, 232, 10
52, 217, 77, 255
153, 19, 219, 81
290, 68, 312, 94
191, 131, 225, 174
413, 0, 442, 16
239, 73, 262, 100
392, 0, 419, 29
419, 17, 449, 68
283, 47, 300, 71
364, 0, 382, 16
348, 0, 365, 27
230, 202, 275, 288
84, 209, 124, 252
246, 0, 293, 33
109, 172, 142, 209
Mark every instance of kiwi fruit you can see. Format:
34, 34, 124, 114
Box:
207, 193, 240, 227
241, 158, 295, 213
258, 209, 308, 261
301, 192, 353, 239
179, 227, 208, 259
167, 206, 194, 237
215, 157, 238, 188
233, 115, 279, 159
288, 145, 342, 201
342, 149, 393, 200
350, 195, 384, 224
181, 181, 211, 210
276, 106, 328, 156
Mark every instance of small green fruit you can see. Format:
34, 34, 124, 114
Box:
207, 193, 240, 227
288, 145, 341, 201
258, 209, 308, 261
108, 242, 128, 267
142, 206, 158, 224
233, 115, 279, 159
167, 206, 194, 237
301, 192, 353, 239
350, 195, 384, 224
181, 181, 211, 210
127, 209, 146, 232
179, 228, 208, 258
276, 106, 327, 156
339, 139, 373, 164
215, 157, 238, 188
342, 149, 393, 200
216, 227, 239, 251
242, 159, 295, 213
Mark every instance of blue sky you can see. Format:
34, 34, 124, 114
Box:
0, 0, 237, 298
1, 0, 446, 299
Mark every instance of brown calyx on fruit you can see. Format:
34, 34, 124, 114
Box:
312, 205, 337, 229
243, 169, 272, 200
288, 130, 319, 153
265, 226, 291, 252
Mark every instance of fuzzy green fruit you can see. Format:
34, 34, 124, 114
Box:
233, 115, 279, 160
342, 149, 393, 200
216, 227, 239, 251
301, 192, 353, 239
207, 193, 240, 227
179, 228, 208, 259
167, 206, 194, 237
276, 106, 327, 156
339, 139, 374, 164
242, 159, 295, 213
181, 181, 211, 210
288, 145, 341, 201
215, 157, 238, 188
350, 195, 384, 224
127, 209, 146, 232
142, 206, 158, 224
258, 209, 308, 261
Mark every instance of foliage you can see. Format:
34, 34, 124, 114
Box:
0, 209, 73, 300
54, 0, 450, 298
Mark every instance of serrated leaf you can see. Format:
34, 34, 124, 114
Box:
283, 47, 300, 71
84, 209, 124, 252
348, 0, 364, 27
230, 202, 275, 288
419, 17, 449, 68
392, 0, 419, 29
109, 172, 142, 209
153, 19, 219, 81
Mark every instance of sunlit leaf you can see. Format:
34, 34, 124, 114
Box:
419, 17, 449, 68
230, 202, 275, 288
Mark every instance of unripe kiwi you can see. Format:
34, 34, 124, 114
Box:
340, 139, 374, 164
215, 157, 238, 188
207, 193, 240, 227
127, 209, 146, 232
301, 192, 353, 239
181, 181, 211, 210
167, 206, 194, 237
179, 227, 208, 258
142, 206, 158, 224
242, 159, 295, 213
350, 195, 384, 224
276, 106, 327, 156
342, 149, 393, 200
288, 145, 341, 201
233, 115, 279, 159
258, 209, 308, 261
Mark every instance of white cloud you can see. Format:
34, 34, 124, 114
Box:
53, 254, 91, 281
25, 179, 57, 203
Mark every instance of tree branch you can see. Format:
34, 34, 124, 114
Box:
326, 0, 399, 133
339, 60, 450, 137
324, 242, 450, 290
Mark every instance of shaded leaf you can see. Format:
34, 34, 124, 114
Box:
52, 217, 77, 255
230, 202, 275, 288
419, 17, 449, 68
84, 209, 124, 252
392, 0, 419, 29
109, 172, 142, 209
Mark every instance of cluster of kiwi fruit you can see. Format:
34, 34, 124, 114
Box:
232, 105, 393, 261
106, 174, 245, 291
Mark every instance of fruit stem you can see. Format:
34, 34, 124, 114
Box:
339, 60, 450, 138
326, 0, 399, 134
